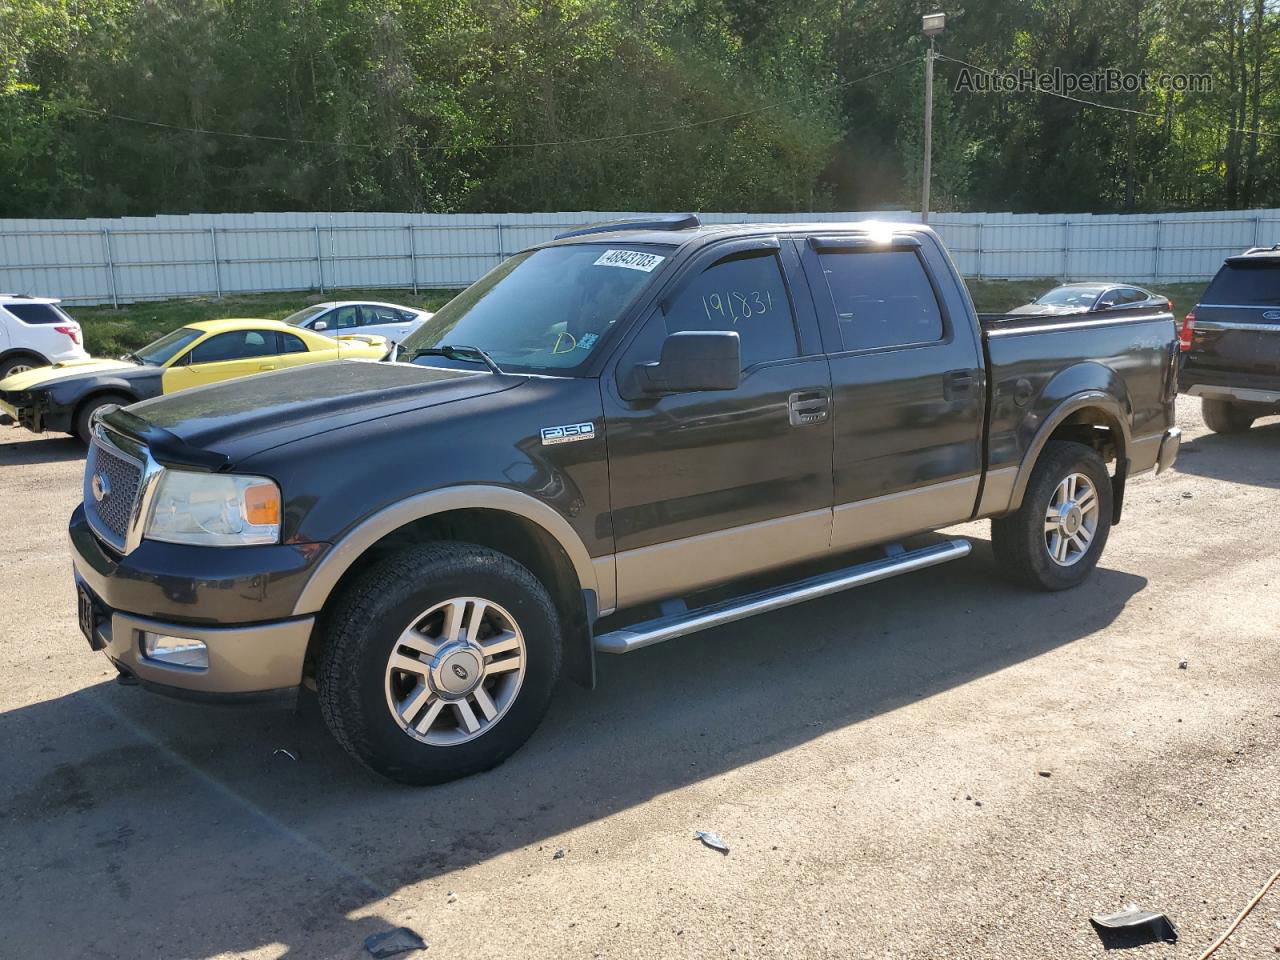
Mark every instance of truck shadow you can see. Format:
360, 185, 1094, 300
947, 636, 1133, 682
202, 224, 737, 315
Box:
1172, 417, 1280, 489
0, 433, 84, 465
0, 540, 1146, 959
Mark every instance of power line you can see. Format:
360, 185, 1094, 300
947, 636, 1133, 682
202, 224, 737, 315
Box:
67, 58, 918, 153
937, 53, 1280, 141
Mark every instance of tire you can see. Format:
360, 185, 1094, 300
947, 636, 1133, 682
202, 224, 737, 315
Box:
318, 542, 562, 785
991, 440, 1113, 591
74, 393, 132, 444
0, 353, 45, 380
1201, 397, 1255, 434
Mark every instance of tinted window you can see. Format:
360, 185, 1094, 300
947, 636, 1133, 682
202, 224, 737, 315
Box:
362, 305, 407, 325
663, 251, 797, 369
189, 330, 276, 364
401, 244, 666, 374
1117, 288, 1148, 304
278, 333, 309, 354
818, 250, 944, 351
5, 303, 73, 325
331, 306, 359, 329
1204, 263, 1280, 306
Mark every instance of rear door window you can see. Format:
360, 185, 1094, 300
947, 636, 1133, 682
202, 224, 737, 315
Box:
4, 303, 73, 324
1204, 263, 1280, 306
361, 305, 408, 326
662, 251, 798, 369
816, 249, 945, 351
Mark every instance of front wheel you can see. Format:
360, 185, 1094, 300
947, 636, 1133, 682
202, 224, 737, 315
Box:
991, 440, 1113, 591
74, 393, 132, 444
317, 542, 562, 785
1201, 397, 1256, 434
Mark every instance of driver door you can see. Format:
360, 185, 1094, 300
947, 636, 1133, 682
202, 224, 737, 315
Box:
602, 239, 834, 607
162, 329, 283, 392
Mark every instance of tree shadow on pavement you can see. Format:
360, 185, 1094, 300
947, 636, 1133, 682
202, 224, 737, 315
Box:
0, 433, 84, 466
0, 539, 1147, 959
1173, 417, 1280, 489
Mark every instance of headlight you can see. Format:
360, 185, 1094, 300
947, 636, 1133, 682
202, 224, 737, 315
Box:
144, 470, 281, 546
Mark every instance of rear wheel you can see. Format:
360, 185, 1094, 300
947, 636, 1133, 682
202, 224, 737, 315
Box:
0, 353, 44, 380
1201, 397, 1256, 434
318, 542, 562, 785
991, 440, 1113, 591
74, 393, 132, 444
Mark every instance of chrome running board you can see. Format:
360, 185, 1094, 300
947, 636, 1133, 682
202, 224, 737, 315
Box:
594, 538, 972, 654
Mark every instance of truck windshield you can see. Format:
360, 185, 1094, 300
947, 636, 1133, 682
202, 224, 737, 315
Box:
400, 243, 670, 374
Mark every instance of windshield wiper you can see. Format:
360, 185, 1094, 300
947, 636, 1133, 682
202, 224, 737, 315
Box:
122, 352, 141, 364
411, 343, 504, 375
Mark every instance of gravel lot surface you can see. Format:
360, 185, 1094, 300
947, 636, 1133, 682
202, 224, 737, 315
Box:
0, 397, 1276, 960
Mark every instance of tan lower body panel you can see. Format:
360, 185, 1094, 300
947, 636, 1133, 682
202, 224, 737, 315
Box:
106, 611, 313, 694
975, 466, 1018, 517
831, 475, 980, 552
614, 508, 832, 608
1127, 433, 1163, 475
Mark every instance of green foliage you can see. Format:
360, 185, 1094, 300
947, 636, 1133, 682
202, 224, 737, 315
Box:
0, 0, 1277, 215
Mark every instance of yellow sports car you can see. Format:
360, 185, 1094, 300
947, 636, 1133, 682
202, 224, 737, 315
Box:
0, 318, 387, 442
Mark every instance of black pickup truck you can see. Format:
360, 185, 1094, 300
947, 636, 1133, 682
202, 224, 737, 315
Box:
70, 216, 1181, 784
1179, 245, 1280, 432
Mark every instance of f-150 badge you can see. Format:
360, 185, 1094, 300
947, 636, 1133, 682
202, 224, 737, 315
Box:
541, 422, 596, 445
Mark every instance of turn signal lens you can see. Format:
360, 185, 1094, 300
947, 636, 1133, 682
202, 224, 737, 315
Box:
244, 483, 281, 526
1178, 312, 1196, 352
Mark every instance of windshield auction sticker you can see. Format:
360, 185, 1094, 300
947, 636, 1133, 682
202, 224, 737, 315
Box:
594, 249, 665, 272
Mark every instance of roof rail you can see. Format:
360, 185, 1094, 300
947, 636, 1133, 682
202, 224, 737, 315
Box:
554, 213, 700, 241
1240, 244, 1280, 256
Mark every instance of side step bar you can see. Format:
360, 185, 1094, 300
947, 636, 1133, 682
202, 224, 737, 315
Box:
594, 538, 971, 655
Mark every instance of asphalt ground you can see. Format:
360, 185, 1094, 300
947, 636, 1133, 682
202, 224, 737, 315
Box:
0, 395, 1277, 959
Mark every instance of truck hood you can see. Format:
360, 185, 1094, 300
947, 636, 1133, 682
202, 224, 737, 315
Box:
0, 357, 135, 392
118, 360, 523, 462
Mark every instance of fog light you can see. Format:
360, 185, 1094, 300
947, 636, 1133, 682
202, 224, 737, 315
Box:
140, 631, 208, 670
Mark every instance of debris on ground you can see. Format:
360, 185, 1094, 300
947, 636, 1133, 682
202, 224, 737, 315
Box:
272, 748, 298, 761
1090, 905, 1178, 947
696, 831, 730, 855
1037, 771, 1052, 778
552, 848, 566, 860
363, 926, 427, 957
1179, 660, 1189, 669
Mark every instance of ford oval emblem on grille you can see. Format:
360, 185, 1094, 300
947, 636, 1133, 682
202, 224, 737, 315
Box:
1263, 310, 1280, 321
91, 472, 111, 503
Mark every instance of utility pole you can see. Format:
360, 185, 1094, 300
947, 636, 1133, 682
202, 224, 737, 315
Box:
921, 12, 946, 224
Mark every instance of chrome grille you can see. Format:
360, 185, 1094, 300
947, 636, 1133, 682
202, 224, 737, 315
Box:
85, 436, 143, 547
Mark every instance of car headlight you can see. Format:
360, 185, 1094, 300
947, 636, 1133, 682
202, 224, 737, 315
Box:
144, 470, 281, 546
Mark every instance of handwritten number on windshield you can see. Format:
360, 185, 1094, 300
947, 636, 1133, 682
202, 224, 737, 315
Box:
702, 290, 774, 325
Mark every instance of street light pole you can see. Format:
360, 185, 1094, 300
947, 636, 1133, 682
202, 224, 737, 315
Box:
921, 12, 946, 225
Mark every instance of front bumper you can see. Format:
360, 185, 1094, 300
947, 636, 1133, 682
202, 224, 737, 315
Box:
0, 392, 70, 434
70, 504, 327, 698
1156, 426, 1181, 475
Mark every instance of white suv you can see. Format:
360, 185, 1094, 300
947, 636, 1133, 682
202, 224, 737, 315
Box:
0, 295, 89, 379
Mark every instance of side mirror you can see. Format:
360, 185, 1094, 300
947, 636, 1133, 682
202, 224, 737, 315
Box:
313, 320, 329, 331
625, 331, 741, 397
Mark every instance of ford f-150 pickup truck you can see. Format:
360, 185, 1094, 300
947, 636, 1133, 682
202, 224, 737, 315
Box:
70, 216, 1182, 785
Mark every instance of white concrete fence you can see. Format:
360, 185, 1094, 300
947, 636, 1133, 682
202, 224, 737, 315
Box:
1, 208, 1277, 307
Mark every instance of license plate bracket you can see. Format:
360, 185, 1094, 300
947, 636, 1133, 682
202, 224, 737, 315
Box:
77, 584, 106, 651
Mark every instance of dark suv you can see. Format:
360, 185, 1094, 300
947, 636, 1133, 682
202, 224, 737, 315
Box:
1180, 245, 1280, 432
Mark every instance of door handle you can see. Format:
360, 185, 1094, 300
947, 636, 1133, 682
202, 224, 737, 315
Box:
788, 391, 829, 426
943, 370, 976, 401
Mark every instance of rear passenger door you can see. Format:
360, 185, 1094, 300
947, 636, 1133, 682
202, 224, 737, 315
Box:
603, 238, 834, 607
358, 305, 415, 342
800, 234, 985, 551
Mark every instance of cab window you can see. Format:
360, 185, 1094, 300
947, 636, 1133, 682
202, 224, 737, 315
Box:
188, 330, 276, 364
817, 249, 944, 351
662, 251, 798, 369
